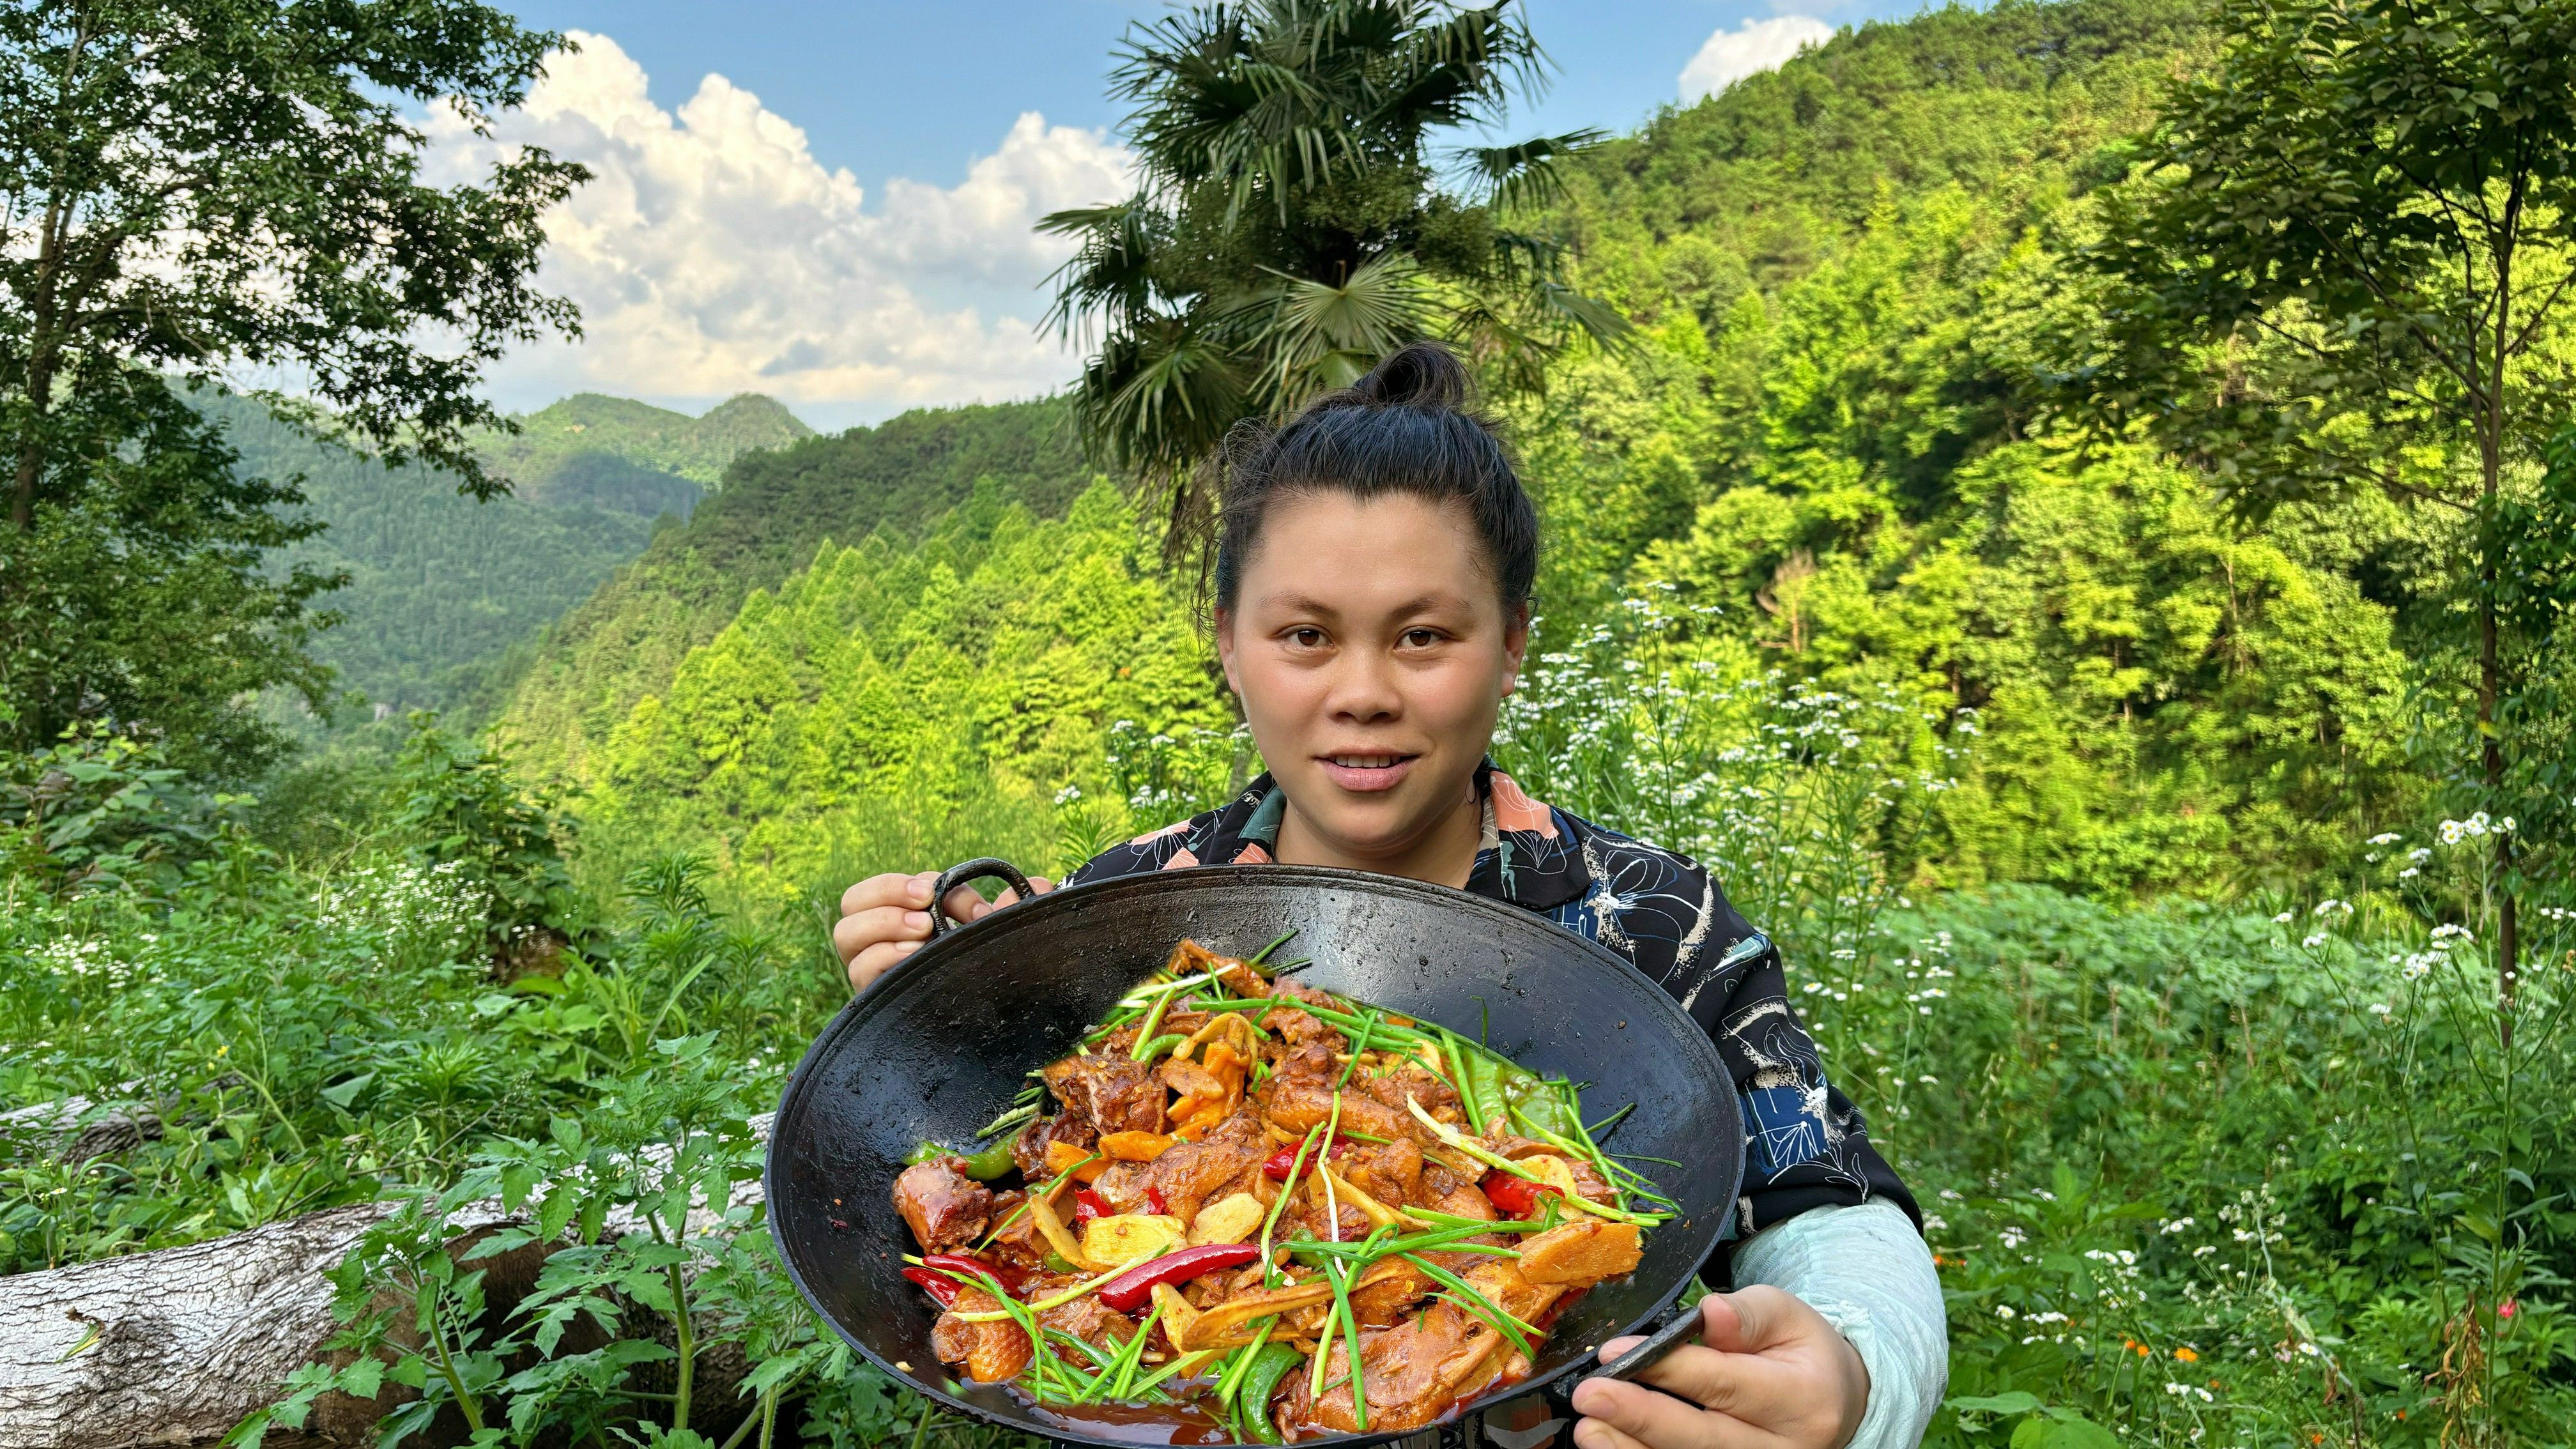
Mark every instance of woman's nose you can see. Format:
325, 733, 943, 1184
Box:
1324, 651, 1402, 723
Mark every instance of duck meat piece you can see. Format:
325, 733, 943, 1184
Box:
1011, 1111, 1096, 1179
982, 1191, 1050, 1273
1259, 1004, 1337, 1051
1290, 1174, 1379, 1244
1094, 1109, 1269, 1221
1361, 1059, 1463, 1124
1341, 1136, 1424, 1210
1419, 1183, 1514, 1276
1517, 1218, 1644, 1286
893, 1156, 992, 1254
1038, 1294, 1140, 1347
1044, 1052, 1167, 1135
1264, 1038, 1340, 1092
1261, 1077, 1409, 1144
1269, 977, 1342, 1013
1458, 1257, 1567, 1326
1284, 1301, 1513, 1434
1563, 1156, 1619, 1206
1170, 938, 1272, 997
1421, 1156, 1473, 1200
1095, 1010, 1213, 1058
1349, 1257, 1434, 1326
930, 1287, 1033, 1383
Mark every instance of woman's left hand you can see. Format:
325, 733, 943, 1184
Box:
1570, 1288, 1869, 1449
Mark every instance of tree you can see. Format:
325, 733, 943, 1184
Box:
1039, 0, 1626, 558
2066, 0, 2576, 995
0, 0, 587, 769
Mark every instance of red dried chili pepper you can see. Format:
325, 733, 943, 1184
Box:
1261, 1144, 1302, 1180
916, 1252, 1026, 1296
1144, 1186, 1169, 1216
1073, 1188, 1113, 1227
1482, 1170, 1553, 1218
901, 1266, 963, 1308
1095, 1243, 1262, 1313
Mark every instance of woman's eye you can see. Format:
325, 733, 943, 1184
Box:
1286, 627, 1326, 648
1401, 629, 1443, 648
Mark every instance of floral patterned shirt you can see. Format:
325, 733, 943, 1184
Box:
1066, 762, 1920, 1241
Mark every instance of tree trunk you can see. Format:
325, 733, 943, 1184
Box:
0, 1202, 443, 1449
0, 1116, 772, 1449
2481, 232, 2518, 1047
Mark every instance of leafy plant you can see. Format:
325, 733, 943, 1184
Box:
0, 724, 221, 896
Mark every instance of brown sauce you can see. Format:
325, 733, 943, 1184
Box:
1027, 1398, 1236, 1445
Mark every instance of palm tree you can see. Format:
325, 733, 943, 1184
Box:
1041, 0, 1627, 557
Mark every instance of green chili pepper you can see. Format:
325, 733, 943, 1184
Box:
1499, 1068, 1579, 1138
1133, 1032, 1189, 1063
1236, 1342, 1305, 1444
1454, 1045, 1505, 1131
905, 1138, 1018, 1181
1043, 1250, 1080, 1274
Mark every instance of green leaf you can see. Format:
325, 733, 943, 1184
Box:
2034, 1416, 2122, 1449
337, 1357, 386, 1401
1949, 1392, 2045, 1415
537, 1184, 579, 1245
319, 1073, 374, 1110
499, 1161, 544, 1213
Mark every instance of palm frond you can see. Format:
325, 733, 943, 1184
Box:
1453, 128, 1603, 212
1230, 250, 1437, 410
1038, 195, 1174, 344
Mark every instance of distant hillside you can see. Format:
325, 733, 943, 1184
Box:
493, 397, 1096, 786
219, 391, 813, 734
470, 392, 813, 505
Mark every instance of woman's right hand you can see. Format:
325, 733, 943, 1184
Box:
833, 870, 1054, 992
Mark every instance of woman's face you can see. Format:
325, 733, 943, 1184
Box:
1216, 489, 1526, 873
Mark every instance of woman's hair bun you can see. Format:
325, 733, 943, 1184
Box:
1341, 340, 1474, 411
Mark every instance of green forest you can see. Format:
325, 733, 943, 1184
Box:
5, 1, 2574, 1448
226, 390, 813, 737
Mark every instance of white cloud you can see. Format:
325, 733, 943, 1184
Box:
1679, 15, 1835, 102
424, 32, 1131, 417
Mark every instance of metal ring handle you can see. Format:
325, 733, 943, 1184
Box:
926, 857, 1037, 940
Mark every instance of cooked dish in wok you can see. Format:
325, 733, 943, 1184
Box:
890, 937, 1672, 1442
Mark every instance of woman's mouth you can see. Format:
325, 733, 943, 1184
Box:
1315, 753, 1419, 793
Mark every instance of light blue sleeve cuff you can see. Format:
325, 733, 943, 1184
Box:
1728, 1199, 1949, 1449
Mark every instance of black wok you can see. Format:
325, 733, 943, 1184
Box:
767, 861, 1745, 1448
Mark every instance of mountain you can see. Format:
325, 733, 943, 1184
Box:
491, 397, 1096, 787
469, 392, 813, 506
217, 391, 811, 735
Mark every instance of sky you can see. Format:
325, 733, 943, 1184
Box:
457, 0, 1933, 430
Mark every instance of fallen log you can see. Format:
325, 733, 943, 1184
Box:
0, 1088, 167, 1164
0, 1115, 774, 1449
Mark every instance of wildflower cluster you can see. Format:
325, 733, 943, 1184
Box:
307, 858, 493, 969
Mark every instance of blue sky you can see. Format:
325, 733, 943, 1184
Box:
466, 1, 1935, 426
502, 1, 1913, 194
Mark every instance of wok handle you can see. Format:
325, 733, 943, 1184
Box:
1551, 1298, 1706, 1414
927, 857, 1038, 939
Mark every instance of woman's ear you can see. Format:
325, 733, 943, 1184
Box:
1499, 602, 1531, 698
1214, 607, 1244, 697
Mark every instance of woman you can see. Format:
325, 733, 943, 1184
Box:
834, 344, 1947, 1449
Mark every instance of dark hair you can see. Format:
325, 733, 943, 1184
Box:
1211, 341, 1538, 619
